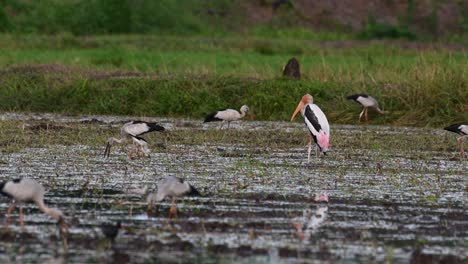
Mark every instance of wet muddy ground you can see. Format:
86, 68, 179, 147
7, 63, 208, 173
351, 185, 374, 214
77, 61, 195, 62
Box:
0, 112, 466, 263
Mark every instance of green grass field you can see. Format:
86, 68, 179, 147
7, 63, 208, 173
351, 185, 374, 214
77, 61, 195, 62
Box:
0, 34, 466, 126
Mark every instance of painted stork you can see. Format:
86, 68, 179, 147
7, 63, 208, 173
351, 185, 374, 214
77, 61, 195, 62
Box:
204, 105, 249, 128
291, 94, 330, 164
147, 176, 200, 219
444, 123, 467, 158
101, 221, 124, 242
104, 121, 165, 159
346, 94, 388, 123
0, 178, 68, 233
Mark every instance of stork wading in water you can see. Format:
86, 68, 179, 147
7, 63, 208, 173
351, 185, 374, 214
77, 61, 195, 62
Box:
291, 94, 330, 164
147, 176, 200, 219
444, 123, 467, 158
0, 178, 68, 234
346, 94, 388, 123
204, 105, 249, 129
104, 121, 165, 159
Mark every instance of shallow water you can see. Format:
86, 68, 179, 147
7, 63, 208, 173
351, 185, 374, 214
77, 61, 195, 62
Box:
0, 113, 466, 263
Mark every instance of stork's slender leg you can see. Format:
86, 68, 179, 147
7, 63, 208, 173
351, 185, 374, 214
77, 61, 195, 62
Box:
5, 203, 16, 231
169, 198, 177, 219
358, 108, 365, 123
315, 144, 319, 159
128, 144, 136, 159
307, 134, 313, 164
227, 121, 231, 129
20, 206, 24, 232
458, 136, 466, 158
136, 145, 142, 157
139, 145, 146, 157
365, 108, 369, 123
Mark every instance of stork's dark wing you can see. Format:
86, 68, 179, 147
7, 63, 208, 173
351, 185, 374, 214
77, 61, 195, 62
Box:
304, 105, 322, 133
347, 94, 368, 101
444, 123, 467, 135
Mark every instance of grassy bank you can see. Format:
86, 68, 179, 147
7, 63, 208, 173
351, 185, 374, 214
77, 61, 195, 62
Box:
0, 67, 465, 127
0, 35, 466, 126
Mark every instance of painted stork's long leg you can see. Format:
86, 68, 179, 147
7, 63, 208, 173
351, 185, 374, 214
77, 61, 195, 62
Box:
20, 206, 24, 232
139, 145, 146, 157
169, 198, 177, 219
316, 144, 319, 159
358, 108, 365, 123
307, 134, 313, 164
128, 144, 137, 159
365, 108, 369, 123
136, 145, 142, 157
5, 203, 16, 231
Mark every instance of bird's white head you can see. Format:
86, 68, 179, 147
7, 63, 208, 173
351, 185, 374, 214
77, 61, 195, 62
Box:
291, 94, 313, 121
240, 105, 249, 113
47, 208, 65, 221
46, 208, 69, 235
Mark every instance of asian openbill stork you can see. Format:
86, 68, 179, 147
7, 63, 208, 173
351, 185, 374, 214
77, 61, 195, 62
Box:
104, 121, 165, 159
0, 178, 68, 233
346, 94, 388, 123
444, 123, 467, 158
291, 94, 330, 164
204, 105, 249, 128
147, 176, 200, 219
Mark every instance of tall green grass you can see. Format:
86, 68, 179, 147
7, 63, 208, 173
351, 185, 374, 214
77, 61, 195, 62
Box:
0, 35, 465, 126
0, 69, 465, 127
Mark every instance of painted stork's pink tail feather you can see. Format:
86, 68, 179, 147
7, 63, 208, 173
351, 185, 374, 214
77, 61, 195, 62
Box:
317, 131, 329, 152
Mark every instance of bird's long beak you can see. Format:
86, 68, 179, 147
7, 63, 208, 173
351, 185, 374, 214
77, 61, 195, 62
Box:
104, 143, 111, 158
291, 101, 305, 121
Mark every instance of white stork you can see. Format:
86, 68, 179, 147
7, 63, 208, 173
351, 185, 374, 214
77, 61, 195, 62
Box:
291, 94, 330, 164
204, 105, 249, 128
444, 123, 467, 158
147, 176, 200, 219
104, 121, 165, 159
346, 94, 388, 123
0, 178, 68, 233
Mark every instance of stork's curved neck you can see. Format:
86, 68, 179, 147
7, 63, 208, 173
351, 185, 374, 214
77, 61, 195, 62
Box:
241, 109, 246, 118
35, 198, 63, 221
375, 107, 388, 114
239, 109, 247, 118
108, 137, 127, 144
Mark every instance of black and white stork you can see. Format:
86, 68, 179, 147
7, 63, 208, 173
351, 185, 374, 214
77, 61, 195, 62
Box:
104, 121, 165, 159
0, 178, 68, 233
147, 176, 200, 219
204, 105, 249, 128
444, 123, 467, 158
346, 94, 388, 123
291, 94, 330, 164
